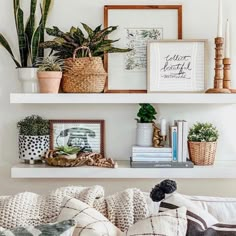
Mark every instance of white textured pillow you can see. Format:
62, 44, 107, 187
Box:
57, 197, 121, 236
122, 207, 187, 236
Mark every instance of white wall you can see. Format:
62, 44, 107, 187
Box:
1, 0, 236, 197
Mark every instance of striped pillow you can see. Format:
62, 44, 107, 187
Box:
159, 193, 235, 236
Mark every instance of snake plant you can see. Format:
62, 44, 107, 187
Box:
40, 23, 132, 59
0, 0, 53, 67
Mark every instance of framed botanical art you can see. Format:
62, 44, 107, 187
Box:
104, 5, 183, 93
147, 40, 207, 92
50, 120, 105, 156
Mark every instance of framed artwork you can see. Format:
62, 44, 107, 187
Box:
147, 40, 207, 92
104, 5, 183, 93
50, 120, 105, 156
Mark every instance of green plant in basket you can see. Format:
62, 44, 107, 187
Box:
40, 23, 132, 59
55, 145, 81, 156
136, 104, 157, 123
188, 122, 219, 142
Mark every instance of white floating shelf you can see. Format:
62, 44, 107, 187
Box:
10, 93, 236, 104
11, 161, 236, 179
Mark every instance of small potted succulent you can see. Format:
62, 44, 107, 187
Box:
135, 103, 157, 147
188, 122, 219, 165
55, 145, 81, 160
17, 115, 50, 164
36, 57, 65, 93
40, 23, 131, 93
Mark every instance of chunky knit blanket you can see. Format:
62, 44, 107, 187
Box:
0, 186, 148, 232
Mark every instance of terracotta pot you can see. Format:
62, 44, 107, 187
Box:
37, 71, 62, 93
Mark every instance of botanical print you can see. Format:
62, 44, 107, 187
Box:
125, 28, 163, 71
52, 123, 101, 153
160, 54, 193, 80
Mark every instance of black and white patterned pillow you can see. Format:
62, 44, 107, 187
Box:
159, 193, 236, 236
57, 197, 121, 236
0, 220, 75, 236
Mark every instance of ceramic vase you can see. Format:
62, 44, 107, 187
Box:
136, 123, 153, 147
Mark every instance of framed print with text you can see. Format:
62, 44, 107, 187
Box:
104, 5, 182, 93
147, 40, 207, 92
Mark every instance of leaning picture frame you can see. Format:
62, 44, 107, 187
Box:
104, 5, 183, 93
147, 40, 207, 93
50, 120, 105, 156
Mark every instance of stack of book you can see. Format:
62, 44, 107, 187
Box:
130, 146, 193, 168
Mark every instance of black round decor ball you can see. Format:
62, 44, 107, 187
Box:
150, 179, 177, 202
150, 184, 165, 202
160, 179, 177, 194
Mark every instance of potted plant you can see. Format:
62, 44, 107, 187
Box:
17, 115, 50, 164
135, 103, 157, 147
0, 0, 53, 93
55, 146, 81, 160
36, 57, 65, 93
40, 23, 131, 93
188, 122, 219, 165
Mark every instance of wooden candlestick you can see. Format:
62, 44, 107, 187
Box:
206, 37, 231, 93
223, 58, 236, 93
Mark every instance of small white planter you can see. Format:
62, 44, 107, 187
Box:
136, 123, 154, 147
17, 67, 39, 93
19, 135, 49, 164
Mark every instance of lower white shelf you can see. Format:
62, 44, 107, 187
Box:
11, 161, 236, 179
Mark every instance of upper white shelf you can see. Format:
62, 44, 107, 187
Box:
10, 93, 236, 104
11, 161, 236, 179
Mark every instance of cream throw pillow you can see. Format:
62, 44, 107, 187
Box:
57, 197, 121, 236
121, 207, 187, 236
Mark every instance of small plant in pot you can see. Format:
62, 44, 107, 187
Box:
17, 115, 50, 164
0, 0, 53, 93
135, 103, 157, 147
55, 146, 81, 160
36, 57, 65, 93
188, 122, 219, 165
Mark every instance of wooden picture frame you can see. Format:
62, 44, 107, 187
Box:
147, 40, 207, 93
50, 120, 105, 156
104, 5, 183, 93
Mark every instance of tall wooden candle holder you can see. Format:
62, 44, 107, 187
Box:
223, 58, 236, 93
206, 37, 231, 93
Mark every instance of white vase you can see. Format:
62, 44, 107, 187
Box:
136, 123, 153, 147
18, 68, 39, 93
19, 135, 49, 164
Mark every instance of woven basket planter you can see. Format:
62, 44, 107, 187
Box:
62, 46, 107, 93
188, 141, 217, 165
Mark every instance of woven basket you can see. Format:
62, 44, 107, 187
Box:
188, 141, 217, 165
44, 156, 88, 167
62, 46, 107, 93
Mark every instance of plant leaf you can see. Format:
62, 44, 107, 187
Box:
16, 7, 28, 67
0, 33, 21, 67
81, 23, 94, 39
31, 26, 41, 65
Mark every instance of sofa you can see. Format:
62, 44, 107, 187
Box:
0, 180, 235, 236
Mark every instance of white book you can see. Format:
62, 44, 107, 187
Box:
131, 157, 172, 162
132, 146, 172, 153
182, 120, 188, 162
132, 152, 172, 158
175, 120, 183, 162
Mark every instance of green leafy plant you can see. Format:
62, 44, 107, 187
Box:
36, 57, 65, 71
136, 104, 157, 123
17, 115, 49, 136
40, 23, 132, 59
188, 122, 219, 142
55, 145, 81, 156
0, 0, 53, 67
